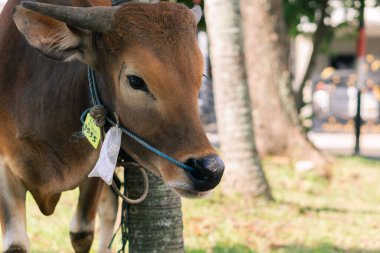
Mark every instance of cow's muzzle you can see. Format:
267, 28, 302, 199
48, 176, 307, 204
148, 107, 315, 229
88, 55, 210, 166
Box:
185, 155, 225, 192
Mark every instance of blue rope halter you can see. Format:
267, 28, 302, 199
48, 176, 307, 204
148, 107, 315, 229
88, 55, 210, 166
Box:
82, 66, 195, 173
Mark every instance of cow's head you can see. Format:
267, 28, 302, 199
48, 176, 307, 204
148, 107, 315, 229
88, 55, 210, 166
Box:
13, 1, 224, 197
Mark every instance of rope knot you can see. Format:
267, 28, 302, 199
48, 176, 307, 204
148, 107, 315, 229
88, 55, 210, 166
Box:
90, 105, 107, 127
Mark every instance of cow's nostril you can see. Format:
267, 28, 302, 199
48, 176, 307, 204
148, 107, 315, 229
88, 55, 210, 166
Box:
184, 155, 225, 192
185, 158, 206, 180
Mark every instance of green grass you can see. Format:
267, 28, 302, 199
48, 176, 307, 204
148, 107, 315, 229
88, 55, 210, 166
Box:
2, 156, 380, 252
182, 156, 380, 253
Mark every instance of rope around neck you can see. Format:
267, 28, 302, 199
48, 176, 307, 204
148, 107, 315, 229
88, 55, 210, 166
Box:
86, 67, 153, 205
111, 163, 149, 204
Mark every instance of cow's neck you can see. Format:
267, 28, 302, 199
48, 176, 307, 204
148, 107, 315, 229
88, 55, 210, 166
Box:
0, 28, 102, 195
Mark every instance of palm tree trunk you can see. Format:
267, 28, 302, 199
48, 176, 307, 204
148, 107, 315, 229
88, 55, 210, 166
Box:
205, 0, 273, 199
126, 168, 184, 252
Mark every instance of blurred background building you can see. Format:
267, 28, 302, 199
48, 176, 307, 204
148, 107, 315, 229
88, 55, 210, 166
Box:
294, 0, 380, 134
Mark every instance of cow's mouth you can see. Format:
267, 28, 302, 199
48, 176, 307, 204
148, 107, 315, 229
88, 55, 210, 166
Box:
172, 187, 210, 198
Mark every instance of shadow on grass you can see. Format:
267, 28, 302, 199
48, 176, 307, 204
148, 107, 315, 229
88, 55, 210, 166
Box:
271, 243, 380, 253
187, 244, 256, 253
187, 243, 380, 253
278, 200, 380, 215
334, 154, 380, 162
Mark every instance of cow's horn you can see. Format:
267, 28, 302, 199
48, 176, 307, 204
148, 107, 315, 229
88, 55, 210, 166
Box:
191, 4, 202, 24
21, 1, 118, 32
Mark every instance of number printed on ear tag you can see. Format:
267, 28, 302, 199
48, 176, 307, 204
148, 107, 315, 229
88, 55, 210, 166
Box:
82, 113, 101, 149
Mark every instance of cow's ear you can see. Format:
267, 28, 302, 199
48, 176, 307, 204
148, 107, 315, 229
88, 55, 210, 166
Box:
13, 6, 90, 62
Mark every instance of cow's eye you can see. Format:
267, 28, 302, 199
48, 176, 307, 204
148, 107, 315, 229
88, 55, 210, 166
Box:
127, 75, 149, 92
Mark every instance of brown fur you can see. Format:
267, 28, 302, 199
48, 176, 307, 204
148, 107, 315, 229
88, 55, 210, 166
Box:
105, 2, 196, 54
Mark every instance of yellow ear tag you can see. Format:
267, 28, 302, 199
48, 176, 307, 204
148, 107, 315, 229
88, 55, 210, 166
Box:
82, 113, 101, 149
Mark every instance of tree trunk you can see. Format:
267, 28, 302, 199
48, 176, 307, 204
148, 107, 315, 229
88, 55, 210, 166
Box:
294, 0, 329, 113
205, 0, 273, 199
241, 0, 329, 172
126, 167, 184, 252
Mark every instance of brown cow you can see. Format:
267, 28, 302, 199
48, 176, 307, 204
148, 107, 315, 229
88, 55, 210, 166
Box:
0, 0, 225, 252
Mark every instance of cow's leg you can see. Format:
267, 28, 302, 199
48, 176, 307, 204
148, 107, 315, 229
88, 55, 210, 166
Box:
0, 160, 29, 253
97, 184, 118, 253
70, 178, 103, 253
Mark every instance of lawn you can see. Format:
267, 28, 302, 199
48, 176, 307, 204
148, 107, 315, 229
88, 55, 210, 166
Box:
1, 156, 380, 253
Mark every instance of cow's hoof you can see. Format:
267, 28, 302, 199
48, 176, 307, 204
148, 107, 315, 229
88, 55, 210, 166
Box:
4, 244, 27, 253
70, 231, 94, 253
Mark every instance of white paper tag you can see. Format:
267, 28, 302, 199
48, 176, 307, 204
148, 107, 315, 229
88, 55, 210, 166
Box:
88, 126, 122, 185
